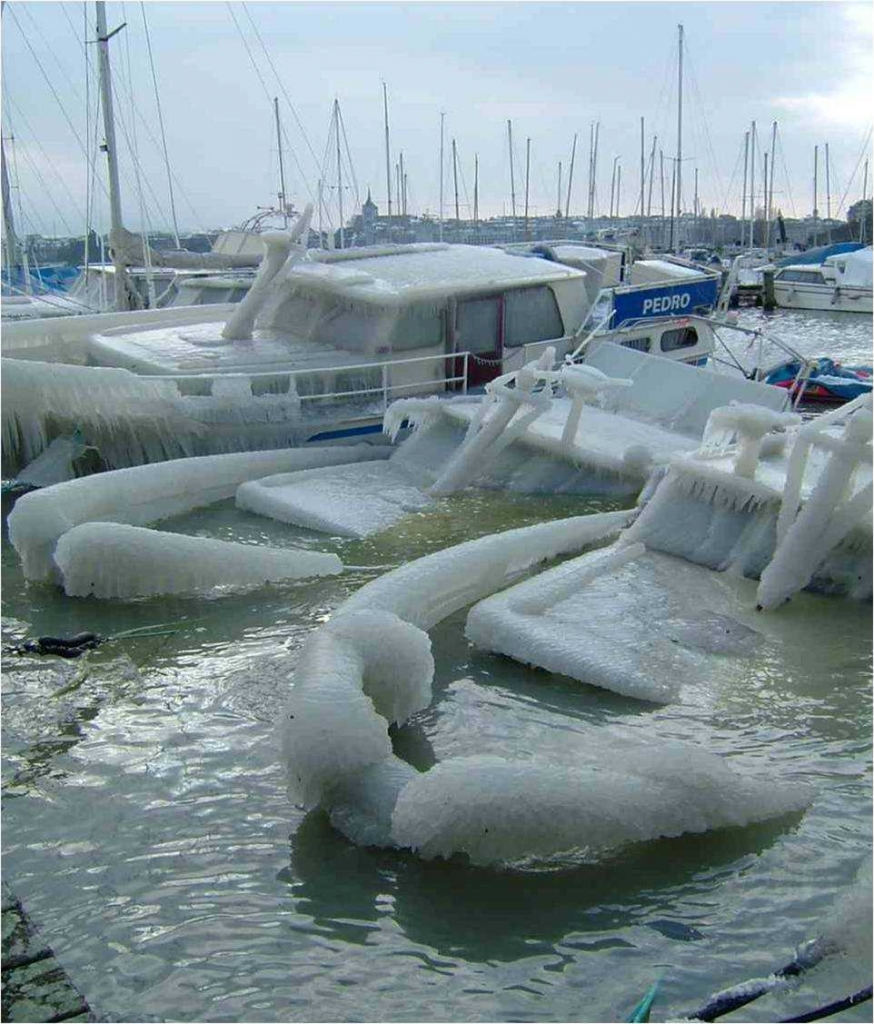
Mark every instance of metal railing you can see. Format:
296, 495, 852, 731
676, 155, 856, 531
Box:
158, 349, 471, 413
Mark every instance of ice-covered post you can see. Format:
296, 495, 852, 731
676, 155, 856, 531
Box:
757, 407, 873, 609
701, 403, 801, 478
559, 363, 633, 446
222, 204, 313, 342
429, 350, 556, 496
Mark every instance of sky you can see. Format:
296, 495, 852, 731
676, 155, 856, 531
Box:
1, 0, 872, 239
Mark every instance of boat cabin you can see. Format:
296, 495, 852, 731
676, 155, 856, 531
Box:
86, 243, 592, 392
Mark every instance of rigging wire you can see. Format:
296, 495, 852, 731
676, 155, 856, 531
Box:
684, 44, 725, 215
5, 5, 91, 166
140, 1, 180, 247
834, 125, 873, 219
228, 1, 320, 210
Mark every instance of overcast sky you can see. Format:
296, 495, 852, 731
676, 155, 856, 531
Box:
1, 0, 872, 238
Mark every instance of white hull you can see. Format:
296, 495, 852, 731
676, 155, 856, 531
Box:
773, 282, 872, 313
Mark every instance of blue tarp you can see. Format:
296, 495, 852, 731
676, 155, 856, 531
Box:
775, 242, 865, 267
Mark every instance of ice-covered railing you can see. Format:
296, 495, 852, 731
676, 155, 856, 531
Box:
757, 399, 873, 609
385, 349, 636, 496
698, 402, 802, 477
626, 395, 872, 604
7, 445, 385, 588
282, 514, 810, 867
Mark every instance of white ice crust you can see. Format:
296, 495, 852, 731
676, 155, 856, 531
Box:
281, 516, 810, 868
8, 445, 382, 583
237, 458, 428, 538
55, 522, 342, 599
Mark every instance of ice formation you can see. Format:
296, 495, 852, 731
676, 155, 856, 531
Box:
340, 511, 632, 629
2, 357, 194, 470
390, 747, 807, 867
627, 395, 873, 604
55, 522, 342, 599
8, 445, 384, 582
237, 459, 431, 538
281, 516, 810, 867
381, 343, 789, 499
466, 545, 766, 704
222, 207, 311, 342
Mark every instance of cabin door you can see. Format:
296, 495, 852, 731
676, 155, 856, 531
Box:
456, 296, 503, 388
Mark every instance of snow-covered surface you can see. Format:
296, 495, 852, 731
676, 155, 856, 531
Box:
281, 516, 810, 867
237, 458, 430, 538
466, 545, 768, 704
8, 445, 383, 582
55, 522, 342, 599
628, 259, 712, 284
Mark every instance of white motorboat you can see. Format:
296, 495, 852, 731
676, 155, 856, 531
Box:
772, 246, 872, 313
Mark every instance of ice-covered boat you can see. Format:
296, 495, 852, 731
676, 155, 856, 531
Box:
2, 212, 599, 476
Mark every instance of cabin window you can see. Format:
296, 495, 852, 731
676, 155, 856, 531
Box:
504, 286, 564, 346
228, 288, 248, 303
660, 326, 698, 352
621, 336, 651, 352
457, 296, 501, 354
779, 269, 827, 285
390, 304, 445, 351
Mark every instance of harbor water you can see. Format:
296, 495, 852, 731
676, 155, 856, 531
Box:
2, 307, 871, 1023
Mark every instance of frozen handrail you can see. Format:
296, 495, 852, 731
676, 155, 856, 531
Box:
757, 405, 873, 609
558, 362, 633, 446
700, 403, 802, 478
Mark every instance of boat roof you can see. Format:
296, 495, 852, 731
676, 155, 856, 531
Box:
286, 243, 586, 306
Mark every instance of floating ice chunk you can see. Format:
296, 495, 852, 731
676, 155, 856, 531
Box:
237, 458, 429, 538
466, 547, 766, 704
390, 750, 809, 868
340, 511, 632, 630
283, 610, 433, 808
54, 522, 342, 599
8, 445, 382, 582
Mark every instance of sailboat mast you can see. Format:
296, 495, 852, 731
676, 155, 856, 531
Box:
675, 22, 683, 252
616, 162, 621, 219
768, 121, 777, 234
439, 111, 445, 242
813, 144, 818, 241
507, 120, 517, 231
557, 161, 562, 218
825, 141, 831, 242
647, 133, 657, 218
524, 137, 531, 237
452, 138, 459, 222
565, 132, 577, 219
862, 158, 869, 243
1, 137, 21, 271
399, 151, 405, 216
335, 100, 344, 249
741, 130, 749, 245
639, 116, 645, 225
96, 0, 129, 310
473, 154, 479, 228
274, 97, 288, 228
383, 82, 392, 220
748, 120, 756, 250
